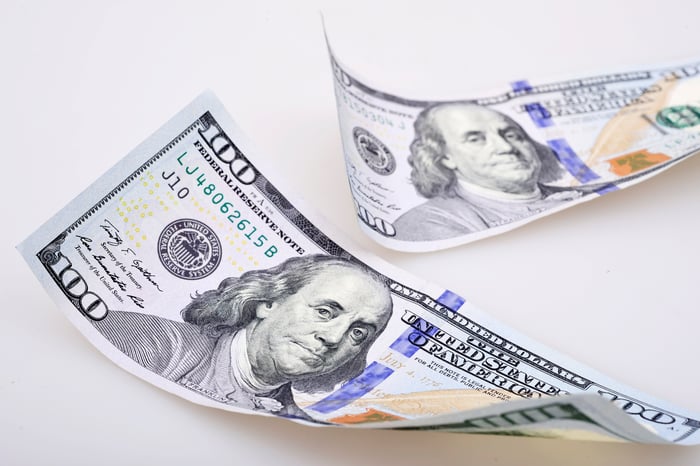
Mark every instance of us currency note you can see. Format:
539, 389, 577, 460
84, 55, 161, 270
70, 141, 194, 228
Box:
329, 51, 700, 251
19, 93, 700, 443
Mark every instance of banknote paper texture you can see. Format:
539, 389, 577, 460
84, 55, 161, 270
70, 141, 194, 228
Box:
329, 51, 700, 251
19, 93, 700, 443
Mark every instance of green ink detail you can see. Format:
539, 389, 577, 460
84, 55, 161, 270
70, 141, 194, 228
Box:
615, 153, 657, 172
396, 402, 596, 432
395, 401, 642, 442
656, 105, 700, 129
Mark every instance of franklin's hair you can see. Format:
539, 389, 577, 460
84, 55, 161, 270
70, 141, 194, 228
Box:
181, 254, 392, 393
408, 103, 565, 198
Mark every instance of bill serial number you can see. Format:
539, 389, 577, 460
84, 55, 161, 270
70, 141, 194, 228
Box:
161, 152, 278, 257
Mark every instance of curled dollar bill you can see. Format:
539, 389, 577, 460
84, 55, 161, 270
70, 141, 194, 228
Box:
19, 92, 700, 443
329, 49, 700, 251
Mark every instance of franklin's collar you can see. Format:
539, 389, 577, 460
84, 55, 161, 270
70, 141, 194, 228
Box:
457, 179, 542, 202
230, 328, 284, 395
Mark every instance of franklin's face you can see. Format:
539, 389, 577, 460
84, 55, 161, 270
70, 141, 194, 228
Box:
246, 265, 392, 386
434, 104, 542, 193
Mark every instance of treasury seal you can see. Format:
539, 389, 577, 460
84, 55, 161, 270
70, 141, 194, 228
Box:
656, 105, 700, 129
157, 218, 221, 280
353, 127, 395, 175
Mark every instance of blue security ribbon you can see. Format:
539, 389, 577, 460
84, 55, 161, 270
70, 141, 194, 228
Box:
307, 289, 466, 414
547, 138, 618, 193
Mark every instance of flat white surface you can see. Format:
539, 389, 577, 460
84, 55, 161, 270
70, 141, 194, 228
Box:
2, 1, 699, 464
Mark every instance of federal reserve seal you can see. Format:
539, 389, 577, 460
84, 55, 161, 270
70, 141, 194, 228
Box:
158, 219, 221, 280
352, 127, 395, 175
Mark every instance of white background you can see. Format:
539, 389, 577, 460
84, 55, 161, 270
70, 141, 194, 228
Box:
2, 1, 700, 464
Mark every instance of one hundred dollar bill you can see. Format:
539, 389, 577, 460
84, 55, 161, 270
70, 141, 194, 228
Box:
329, 51, 700, 251
18, 92, 700, 443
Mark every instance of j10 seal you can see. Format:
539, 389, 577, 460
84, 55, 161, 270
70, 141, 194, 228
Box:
353, 127, 396, 175
158, 219, 222, 280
